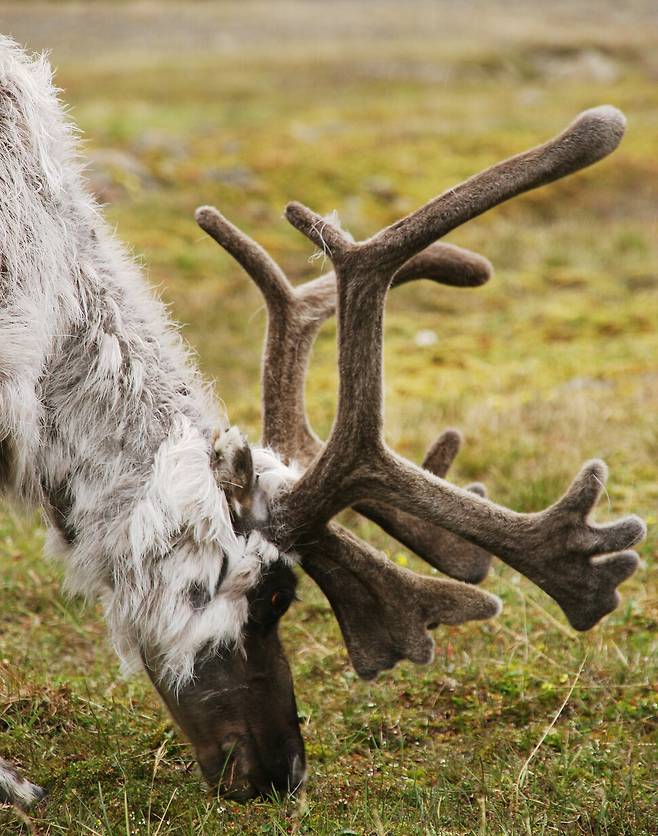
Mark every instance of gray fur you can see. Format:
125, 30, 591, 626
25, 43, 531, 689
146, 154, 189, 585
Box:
0, 757, 46, 809
0, 36, 297, 805
0, 35, 271, 686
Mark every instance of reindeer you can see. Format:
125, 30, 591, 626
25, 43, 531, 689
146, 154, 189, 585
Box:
0, 36, 646, 807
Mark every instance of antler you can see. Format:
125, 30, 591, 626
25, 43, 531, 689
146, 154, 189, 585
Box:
296, 523, 498, 680
196, 212, 501, 679
274, 106, 645, 633
357, 430, 492, 584
196, 205, 492, 582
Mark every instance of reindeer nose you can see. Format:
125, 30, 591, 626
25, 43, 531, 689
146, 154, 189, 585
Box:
253, 740, 307, 798
213, 736, 306, 801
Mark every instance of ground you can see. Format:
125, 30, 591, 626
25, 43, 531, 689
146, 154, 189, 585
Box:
0, 1, 656, 833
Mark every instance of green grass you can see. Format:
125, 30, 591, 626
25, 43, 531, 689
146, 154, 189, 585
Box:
1, 2, 657, 833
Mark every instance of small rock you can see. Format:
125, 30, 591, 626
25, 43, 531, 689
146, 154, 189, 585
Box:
85, 148, 155, 202
206, 164, 259, 189
132, 130, 187, 159
414, 329, 438, 347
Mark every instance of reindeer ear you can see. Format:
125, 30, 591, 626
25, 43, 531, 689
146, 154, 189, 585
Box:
211, 425, 255, 511
298, 524, 501, 680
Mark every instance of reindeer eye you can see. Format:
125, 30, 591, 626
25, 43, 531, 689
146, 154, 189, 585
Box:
271, 590, 293, 617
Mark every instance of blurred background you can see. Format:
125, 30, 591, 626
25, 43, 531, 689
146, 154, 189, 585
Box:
0, 2, 656, 834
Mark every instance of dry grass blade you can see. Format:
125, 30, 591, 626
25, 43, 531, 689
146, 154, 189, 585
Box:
514, 655, 588, 798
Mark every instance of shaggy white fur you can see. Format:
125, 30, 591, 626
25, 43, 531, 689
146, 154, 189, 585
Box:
0, 35, 295, 699
0, 757, 46, 807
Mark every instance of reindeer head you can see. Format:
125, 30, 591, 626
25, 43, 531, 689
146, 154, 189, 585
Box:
153, 106, 644, 801
144, 557, 305, 800
122, 426, 306, 800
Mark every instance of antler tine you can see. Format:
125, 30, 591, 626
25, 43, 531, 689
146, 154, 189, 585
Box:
298, 523, 501, 680
196, 204, 319, 460
287, 106, 627, 274
277, 106, 646, 631
195, 206, 293, 311
392, 242, 492, 289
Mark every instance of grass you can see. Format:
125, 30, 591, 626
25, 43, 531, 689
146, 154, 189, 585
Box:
1, 1, 657, 833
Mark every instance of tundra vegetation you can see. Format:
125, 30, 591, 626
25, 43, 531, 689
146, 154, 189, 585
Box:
0, 1, 656, 833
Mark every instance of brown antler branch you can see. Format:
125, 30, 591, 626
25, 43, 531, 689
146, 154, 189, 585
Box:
196, 207, 294, 311
275, 106, 646, 632
196, 205, 317, 460
297, 523, 500, 680
196, 205, 492, 582
355, 429, 492, 583
197, 209, 501, 676
286, 106, 627, 273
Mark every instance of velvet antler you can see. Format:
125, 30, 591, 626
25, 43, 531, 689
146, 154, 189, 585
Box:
273, 106, 645, 633
198, 107, 645, 677
196, 205, 493, 583
196, 216, 501, 677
